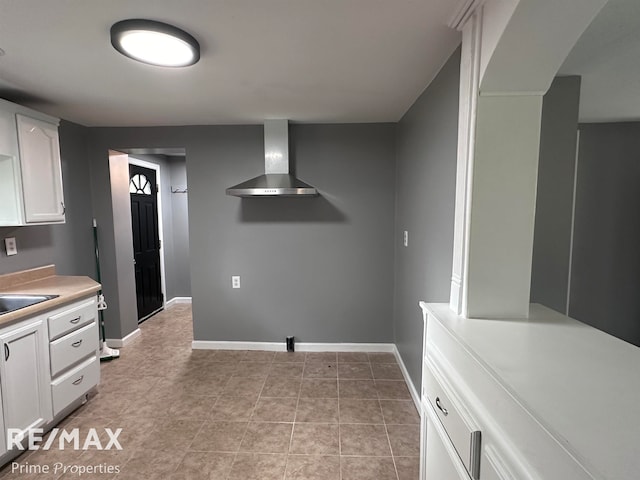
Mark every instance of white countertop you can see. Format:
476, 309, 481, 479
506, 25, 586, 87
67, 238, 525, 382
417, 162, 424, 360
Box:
423, 302, 640, 480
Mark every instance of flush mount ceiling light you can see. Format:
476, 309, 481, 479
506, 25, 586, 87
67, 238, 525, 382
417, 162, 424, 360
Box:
110, 19, 200, 67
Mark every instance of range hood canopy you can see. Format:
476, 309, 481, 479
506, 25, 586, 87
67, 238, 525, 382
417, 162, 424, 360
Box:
226, 120, 318, 197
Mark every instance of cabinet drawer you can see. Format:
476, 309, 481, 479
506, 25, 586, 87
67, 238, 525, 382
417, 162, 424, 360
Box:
424, 357, 481, 479
425, 409, 472, 480
51, 355, 99, 416
48, 298, 96, 340
50, 322, 98, 377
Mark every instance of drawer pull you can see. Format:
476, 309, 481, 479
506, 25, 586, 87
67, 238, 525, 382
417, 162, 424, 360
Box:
72, 375, 84, 386
69, 316, 81, 324
435, 396, 448, 416
71, 339, 83, 347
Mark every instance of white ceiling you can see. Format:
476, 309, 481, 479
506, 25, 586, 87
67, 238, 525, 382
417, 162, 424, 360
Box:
0, 0, 460, 127
559, 0, 640, 123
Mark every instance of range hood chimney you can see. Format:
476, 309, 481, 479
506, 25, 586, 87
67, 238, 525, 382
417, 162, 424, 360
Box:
226, 120, 318, 197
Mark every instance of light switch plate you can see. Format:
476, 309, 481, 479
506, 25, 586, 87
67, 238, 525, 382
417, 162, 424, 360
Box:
4, 237, 17, 256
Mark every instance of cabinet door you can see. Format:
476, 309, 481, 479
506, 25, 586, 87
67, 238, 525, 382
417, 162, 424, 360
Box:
0, 385, 6, 457
16, 114, 65, 223
0, 318, 52, 444
0, 108, 22, 225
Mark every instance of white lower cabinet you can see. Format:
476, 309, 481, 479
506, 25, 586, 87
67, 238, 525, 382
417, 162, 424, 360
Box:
0, 295, 100, 461
481, 446, 515, 480
0, 317, 52, 453
420, 303, 599, 480
46, 297, 100, 416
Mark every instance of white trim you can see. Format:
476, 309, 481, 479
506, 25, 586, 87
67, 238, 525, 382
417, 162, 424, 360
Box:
128, 156, 167, 306
166, 296, 192, 307
192, 341, 395, 353
449, 275, 462, 315
479, 90, 547, 97
298, 343, 394, 352
566, 130, 581, 316
106, 328, 141, 348
448, 0, 485, 30
393, 345, 421, 413
450, 10, 482, 316
193, 341, 283, 351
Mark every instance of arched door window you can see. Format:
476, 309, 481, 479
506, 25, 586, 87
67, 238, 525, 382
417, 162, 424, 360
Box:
129, 173, 152, 195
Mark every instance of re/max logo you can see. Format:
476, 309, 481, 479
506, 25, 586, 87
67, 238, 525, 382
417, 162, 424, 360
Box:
7, 428, 123, 450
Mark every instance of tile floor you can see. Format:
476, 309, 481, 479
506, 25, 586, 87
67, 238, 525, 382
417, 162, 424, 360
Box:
1, 304, 420, 479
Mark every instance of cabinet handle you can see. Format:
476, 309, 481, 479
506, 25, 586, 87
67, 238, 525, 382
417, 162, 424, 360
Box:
61, 202, 66, 215
72, 376, 84, 385
71, 340, 83, 348
69, 316, 81, 324
435, 397, 448, 416
4, 344, 8, 361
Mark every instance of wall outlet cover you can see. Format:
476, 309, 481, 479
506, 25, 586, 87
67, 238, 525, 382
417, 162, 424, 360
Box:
232, 276, 241, 289
4, 237, 17, 256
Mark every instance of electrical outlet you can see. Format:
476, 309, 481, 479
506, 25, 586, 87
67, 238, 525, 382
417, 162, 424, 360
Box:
4, 237, 17, 256
403, 230, 408, 247
232, 276, 241, 289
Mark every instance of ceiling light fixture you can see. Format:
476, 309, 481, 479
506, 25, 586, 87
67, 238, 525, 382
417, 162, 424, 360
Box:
110, 19, 200, 67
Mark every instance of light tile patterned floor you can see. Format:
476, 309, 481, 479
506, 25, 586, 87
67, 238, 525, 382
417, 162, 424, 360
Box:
1, 304, 420, 479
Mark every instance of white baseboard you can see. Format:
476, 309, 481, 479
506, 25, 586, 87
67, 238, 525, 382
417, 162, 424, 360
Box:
298, 343, 395, 352
106, 328, 141, 348
192, 341, 395, 353
393, 345, 421, 412
192, 341, 283, 351
166, 296, 192, 307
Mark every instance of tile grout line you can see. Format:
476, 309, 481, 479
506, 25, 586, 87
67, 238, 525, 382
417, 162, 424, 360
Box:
284, 363, 304, 480
374, 353, 401, 480
224, 361, 268, 480
383, 419, 401, 480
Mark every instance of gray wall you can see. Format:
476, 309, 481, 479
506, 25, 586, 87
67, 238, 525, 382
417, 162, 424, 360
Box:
530, 79, 640, 348
168, 158, 190, 298
190, 124, 396, 342
530, 76, 581, 312
104, 151, 138, 339
569, 122, 640, 347
0, 120, 95, 278
87, 124, 396, 343
393, 48, 460, 389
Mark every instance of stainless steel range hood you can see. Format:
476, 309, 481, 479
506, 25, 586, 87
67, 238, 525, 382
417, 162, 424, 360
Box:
226, 120, 318, 197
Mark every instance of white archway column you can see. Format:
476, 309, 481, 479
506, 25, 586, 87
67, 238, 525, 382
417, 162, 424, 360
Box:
449, 0, 608, 318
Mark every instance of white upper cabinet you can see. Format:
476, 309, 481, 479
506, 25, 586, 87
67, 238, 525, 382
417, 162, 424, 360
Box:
0, 99, 65, 226
16, 115, 65, 223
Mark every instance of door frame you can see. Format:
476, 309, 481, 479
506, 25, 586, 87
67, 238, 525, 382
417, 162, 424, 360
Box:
128, 156, 167, 308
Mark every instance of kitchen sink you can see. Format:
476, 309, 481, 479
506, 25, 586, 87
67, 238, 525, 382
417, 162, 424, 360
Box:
0, 294, 59, 315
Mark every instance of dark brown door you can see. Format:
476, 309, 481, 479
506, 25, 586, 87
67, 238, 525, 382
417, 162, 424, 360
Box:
129, 164, 163, 322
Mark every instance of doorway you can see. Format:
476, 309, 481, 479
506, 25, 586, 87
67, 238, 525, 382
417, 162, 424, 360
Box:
129, 162, 164, 322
